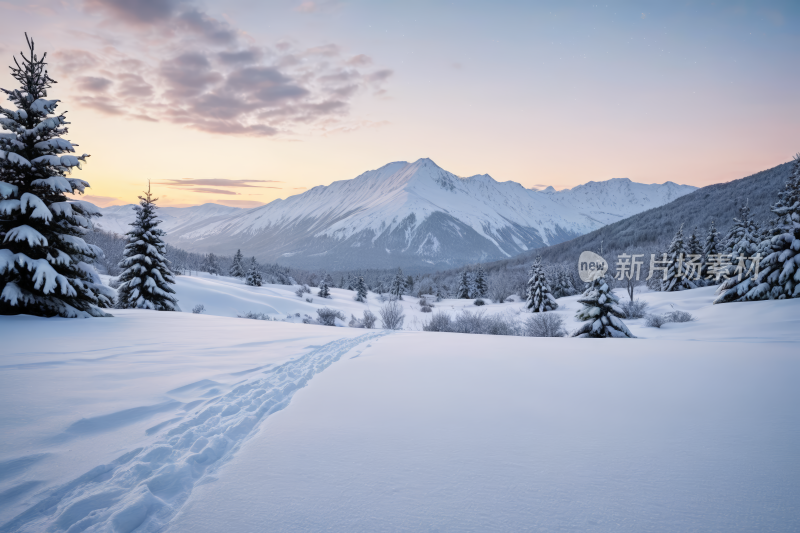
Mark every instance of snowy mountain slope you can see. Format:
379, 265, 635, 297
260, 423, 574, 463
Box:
95, 159, 695, 270
93, 203, 242, 236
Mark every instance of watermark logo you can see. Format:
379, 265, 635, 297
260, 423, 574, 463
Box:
578, 251, 608, 282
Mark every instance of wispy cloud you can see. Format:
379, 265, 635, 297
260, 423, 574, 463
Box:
157, 178, 282, 188
51, 0, 393, 137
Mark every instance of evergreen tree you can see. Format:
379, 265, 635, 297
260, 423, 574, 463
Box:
701, 220, 721, 284
474, 264, 488, 298
572, 274, 634, 338
354, 276, 368, 302
723, 203, 760, 260
714, 204, 762, 303
202, 253, 220, 275
245, 257, 262, 287
456, 270, 470, 299
318, 275, 330, 298
687, 227, 702, 256
390, 268, 406, 300
0, 35, 113, 317
720, 154, 800, 301
229, 249, 245, 278
662, 225, 696, 292
115, 184, 179, 311
525, 258, 558, 312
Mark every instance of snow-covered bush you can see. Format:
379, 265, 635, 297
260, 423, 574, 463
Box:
362, 310, 377, 329
418, 297, 434, 308
423, 311, 452, 332
473, 298, 486, 306
645, 314, 667, 328
305, 297, 313, 303
192, 304, 205, 314
620, 299, 649, 319
380, 301, 405, 330
525, 258, 558, 312
348, 314, 364, 328
316, 307, 345, 326
524, 313, 566, 337
238, 311, 271, 320
665, 310, 694, 323
0, 36, 114, 317
421, 305, 432, 313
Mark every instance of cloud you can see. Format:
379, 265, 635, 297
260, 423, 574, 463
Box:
158, 178, 282, 188
53, 0, 393, 137
177, 187, 239, 195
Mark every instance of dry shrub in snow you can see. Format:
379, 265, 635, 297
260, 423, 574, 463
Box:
423, 311, 452, 332
645, 314, 667, 328
473, 298, 486, 306
362, 310, 378, 329
620, 299, 649, 319
191, 304, 205, 314
666, 310, 695, 323
317, 307, 346, 326
238, 311, 271, 320
524, 313, 566, 337
421, 305, 432, 313
380, 301, 405, 330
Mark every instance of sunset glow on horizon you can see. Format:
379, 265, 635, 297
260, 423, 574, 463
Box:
2, 0, 798, 208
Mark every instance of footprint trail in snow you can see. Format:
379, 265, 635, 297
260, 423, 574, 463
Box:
2, 331, 388, 533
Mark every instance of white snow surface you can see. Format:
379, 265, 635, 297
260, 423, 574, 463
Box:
1, 277, 798, 532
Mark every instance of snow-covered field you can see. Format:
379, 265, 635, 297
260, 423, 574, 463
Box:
1, 276, 799, 532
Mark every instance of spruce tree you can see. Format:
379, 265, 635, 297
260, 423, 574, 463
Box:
229, 249, 245, 278
525, 258, 558, 312
701, 220, 721, 284
318, 274, 330, 298
456, 270, 470, 299
202, 253, 220, 275
390, 268, 406, 300
474, 265, 488, 298
663, 225, 696, 292
722, 154, 800, 301
714, 204, 762, 303
0, 35, 114, 317
245, 257, 262, 287
354, 275, 368, 302
115, 184, 179, 311
572, 274, 635, 338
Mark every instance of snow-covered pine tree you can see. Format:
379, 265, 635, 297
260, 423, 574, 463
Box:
318, 274, 330, 298
456, 270, 470, 299
229, 249, 245, 278
524, 258, 558, 312
474, 265, 488, 298
572, 274, 635, 338
245, 257, 262, 287
720, 153, 800, 301
115, 184, 179, 311
390, 268, 406, 300
0, 35, 114, 317
713, 204, 762, 303
663, 225, 696, 292
701, 219, 721, 284
354, 275, 368, 302
202, 253, 220, 275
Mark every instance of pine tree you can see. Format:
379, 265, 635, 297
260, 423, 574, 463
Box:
354, 276, 368, 302
572, 274, 634, 338
115, 184, 179, 311
390, 268, 406, 300
202, 253, 220, 276
701, 220, 721, 284
318, 274, 330, 298
722, 154, 800, 301
0, 35, 114, 317
663, 225, 696, 292
456, 270, 470, 299
245, 257, 262, 287
229, 249, 245, 278
714, 203, 763, 303
525, 258, 558, 312
474, 264, 488, 298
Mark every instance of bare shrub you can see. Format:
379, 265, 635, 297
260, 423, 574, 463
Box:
362, 310, 378, 329
317, 307, 346, 326
348, 314, 364, 328
238, 311, 270, 320
305, 297, 313, 303
191, 304, 205, 314
481, 313, 521, 336
380, 301, 405, 330
420, 305, 432, 313
666, 310, 694, 323
620, 299, 649, 319
295, 284, 311, 297
451, 310, 484, 334
423, 311, 452, 332
524, 313, 566, 337
645, 314, 667, 328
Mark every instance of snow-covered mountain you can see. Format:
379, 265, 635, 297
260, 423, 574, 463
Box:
94, 203, 243, 236
96, 158, 695, 270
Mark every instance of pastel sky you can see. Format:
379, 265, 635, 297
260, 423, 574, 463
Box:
1, 0, 798, 207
